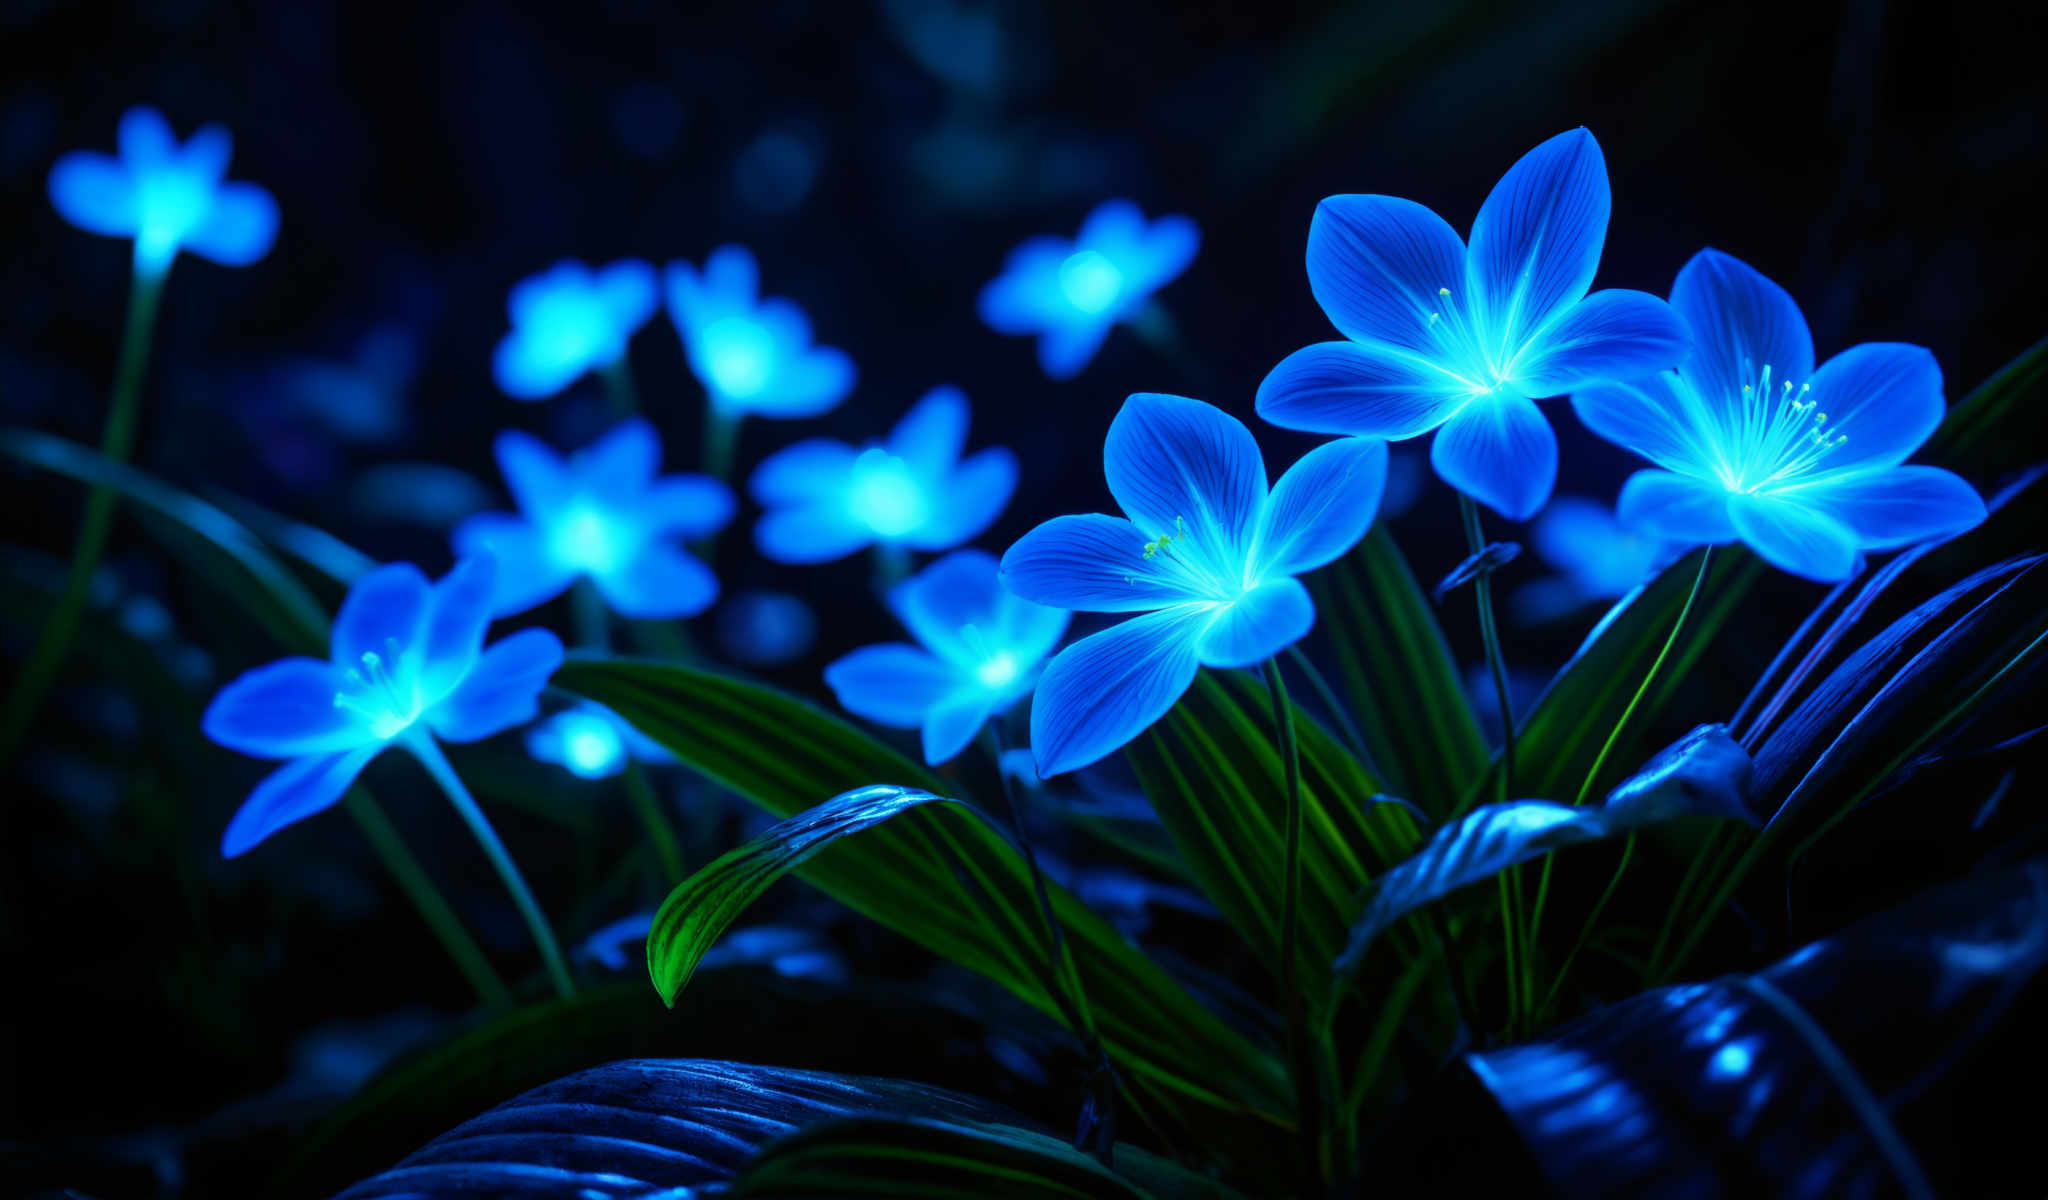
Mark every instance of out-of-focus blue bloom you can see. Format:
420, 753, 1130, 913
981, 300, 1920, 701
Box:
202, 554, 563, 857
48, 105, 278, 275
1514, 495, 1678, 621
749, 386, 1016, 564
716, 589, 818, 667
492, 259, 658, 401
1002, 393, 1386, 776
731, 121, 822, 214
978, 198, 1200, 380
665, 245, 855, 419
276, 322, 417, 443
1573, 249, 1987, 581
578, 911, 655, 970
826, 549, 1069, 765
1256, 128, 1688, 520
454, 417, 734, 619
526, 702, 673, 780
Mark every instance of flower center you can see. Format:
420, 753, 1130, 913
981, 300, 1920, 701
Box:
1424, 285, 1517, 396
1058, 250, 1124, 315
557, 712, 625, 778
1721, 364, 1846, 492
848, 449, 928, 538
333, 640, 425, 740
700, 316, 775, 398
134, 169, 211, 267
549, 502, 627, 574
959, 623, 1021, 691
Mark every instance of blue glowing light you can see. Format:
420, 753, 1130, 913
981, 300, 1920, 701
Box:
1572, 249, 1987, 581
202, 554, 563, 857
1256, 128, 1690, 520
1002, 394, 1387, 775
1708, 1039, 1756, 1080
492, 259, 657, 401
978, 198, 1200, 379
528, 707, 627, 779
453, 417, 734, 619
749, 385, 1017, 564
665, 245, 856, 419
47, 105, 278, 275
1515, 495, 1680, 621
715, 589, 818, 667
825, 549, 1069, 765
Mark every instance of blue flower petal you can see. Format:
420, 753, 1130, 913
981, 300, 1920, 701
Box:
493, 329, 588, 401
1195, 578, 1314, 669
1617, 469, 1738, 544
1305, 194, 1468, 354
1030, 606, 1206, 777
1802, 342, 1946, 475
750, 438, 857, 507
119, 107, 178, 167
1256, 437, 1387, 578
203, 657, 366, 758
996, 591, 1071, 669
598, 259, 659, 333
178, 122, 233, 181
1512, 288, 1687, 396
704, 244, 759, 304
417, 554, 498, 697
1105, 393, 1267, 552
755, 502, 872, 564
824, 643, 960, 726
183, 181, 278, 267
1464, 128, 1610, 359
1669, 248, 1815, 406
495, 430, 572, 516
904, 446, 1017, 551
976, 236, 1068, 332
427, 628, 564, 742
48, 151, 135, 236
1793, 465, 1986, 550
576, 417, 660, 500
1038, 319, 1114, 380
888, 386, 968, 476
922, 690, 994, 766
751, 347, 854, 419
1428, 393, 1556, 520
452, 513, 577, 617
592, 542, 718, 620
646, 476, 735, 539
332, 563, 431, 667
1728, 492, 1859, 582
221, 746, 381, 858
1000, 513, 1191, 612
1135, 214, 1200, 291
894, 549, 1002, 662
1080, 197, 1144, 248
1255, 341, 1472, 439
1570, 371, 1713, 475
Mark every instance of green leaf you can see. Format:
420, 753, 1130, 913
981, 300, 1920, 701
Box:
731, 1114, 1245, 1199
555, 658, 1294, 1151
1924, 333, 2047, 476
1127, 671, 1425, 992
1308, 526, 1487, 813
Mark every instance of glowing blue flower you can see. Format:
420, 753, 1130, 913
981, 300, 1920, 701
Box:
825, 549, 1069, 765
47, 105, 278, 275
1514, 495, 1679, 621
526, 702, 673, 780
201, 554, 563, 856
978, 198, 1200, 380
493, 259, 658, 400
454, 417, 733, 619
1256, 128, 1688, 520
1002, 394, 1387, 775
715, 589, 818, 667
665, 245, 855, 418
1572, 249, 1987, 582
749, 386, 1017, 564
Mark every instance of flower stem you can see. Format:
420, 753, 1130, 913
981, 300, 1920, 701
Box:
1262, 658, 1305, 1003
572, 578, 610, 652
408, 735, 576, 999
600, 356, 639, 416
341, 788, 513, 1010
871, 541, 911, 594
624, 759, 686, 886
1264, 657, 1333, 1189
701, 402, 738, 483
0, 263, 166, 764
1458, 494, 1524, 1032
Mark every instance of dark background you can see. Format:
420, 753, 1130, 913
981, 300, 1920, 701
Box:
2, 1, 2043, 1196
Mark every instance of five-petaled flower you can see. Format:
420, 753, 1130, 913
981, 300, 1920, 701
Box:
978, 198, 1200, 380
454, 417, 734, 619
1002, 393, 1387, 776
1572, 249, 1986, 582
202, 554, 564, 856
493, 259, 659, 400
1256, 127, 1687, 521
527, 703, 672, 780
749, 385, 1017, 564
665, 245, 856, 419
826, 549, 1070, 765
48, 105, 278, 276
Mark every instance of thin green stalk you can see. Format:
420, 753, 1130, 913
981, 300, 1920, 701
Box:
408, 734, 576, 999
342, 789, 513, 1009
1263, 658, 1335, 1191
1285, 643, 1383, 784
0, 264, 167, 763
871, 541, 911, 593
701, 403, 738, 482
1527, 548, 1711, 1007
1263, 658, 1305, 1001
572, 578, 610, 651
1459, 495, 1524, 1032
624, 759, 686, 885
600, 356, 639, 416
1645, 824, 1730, 980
